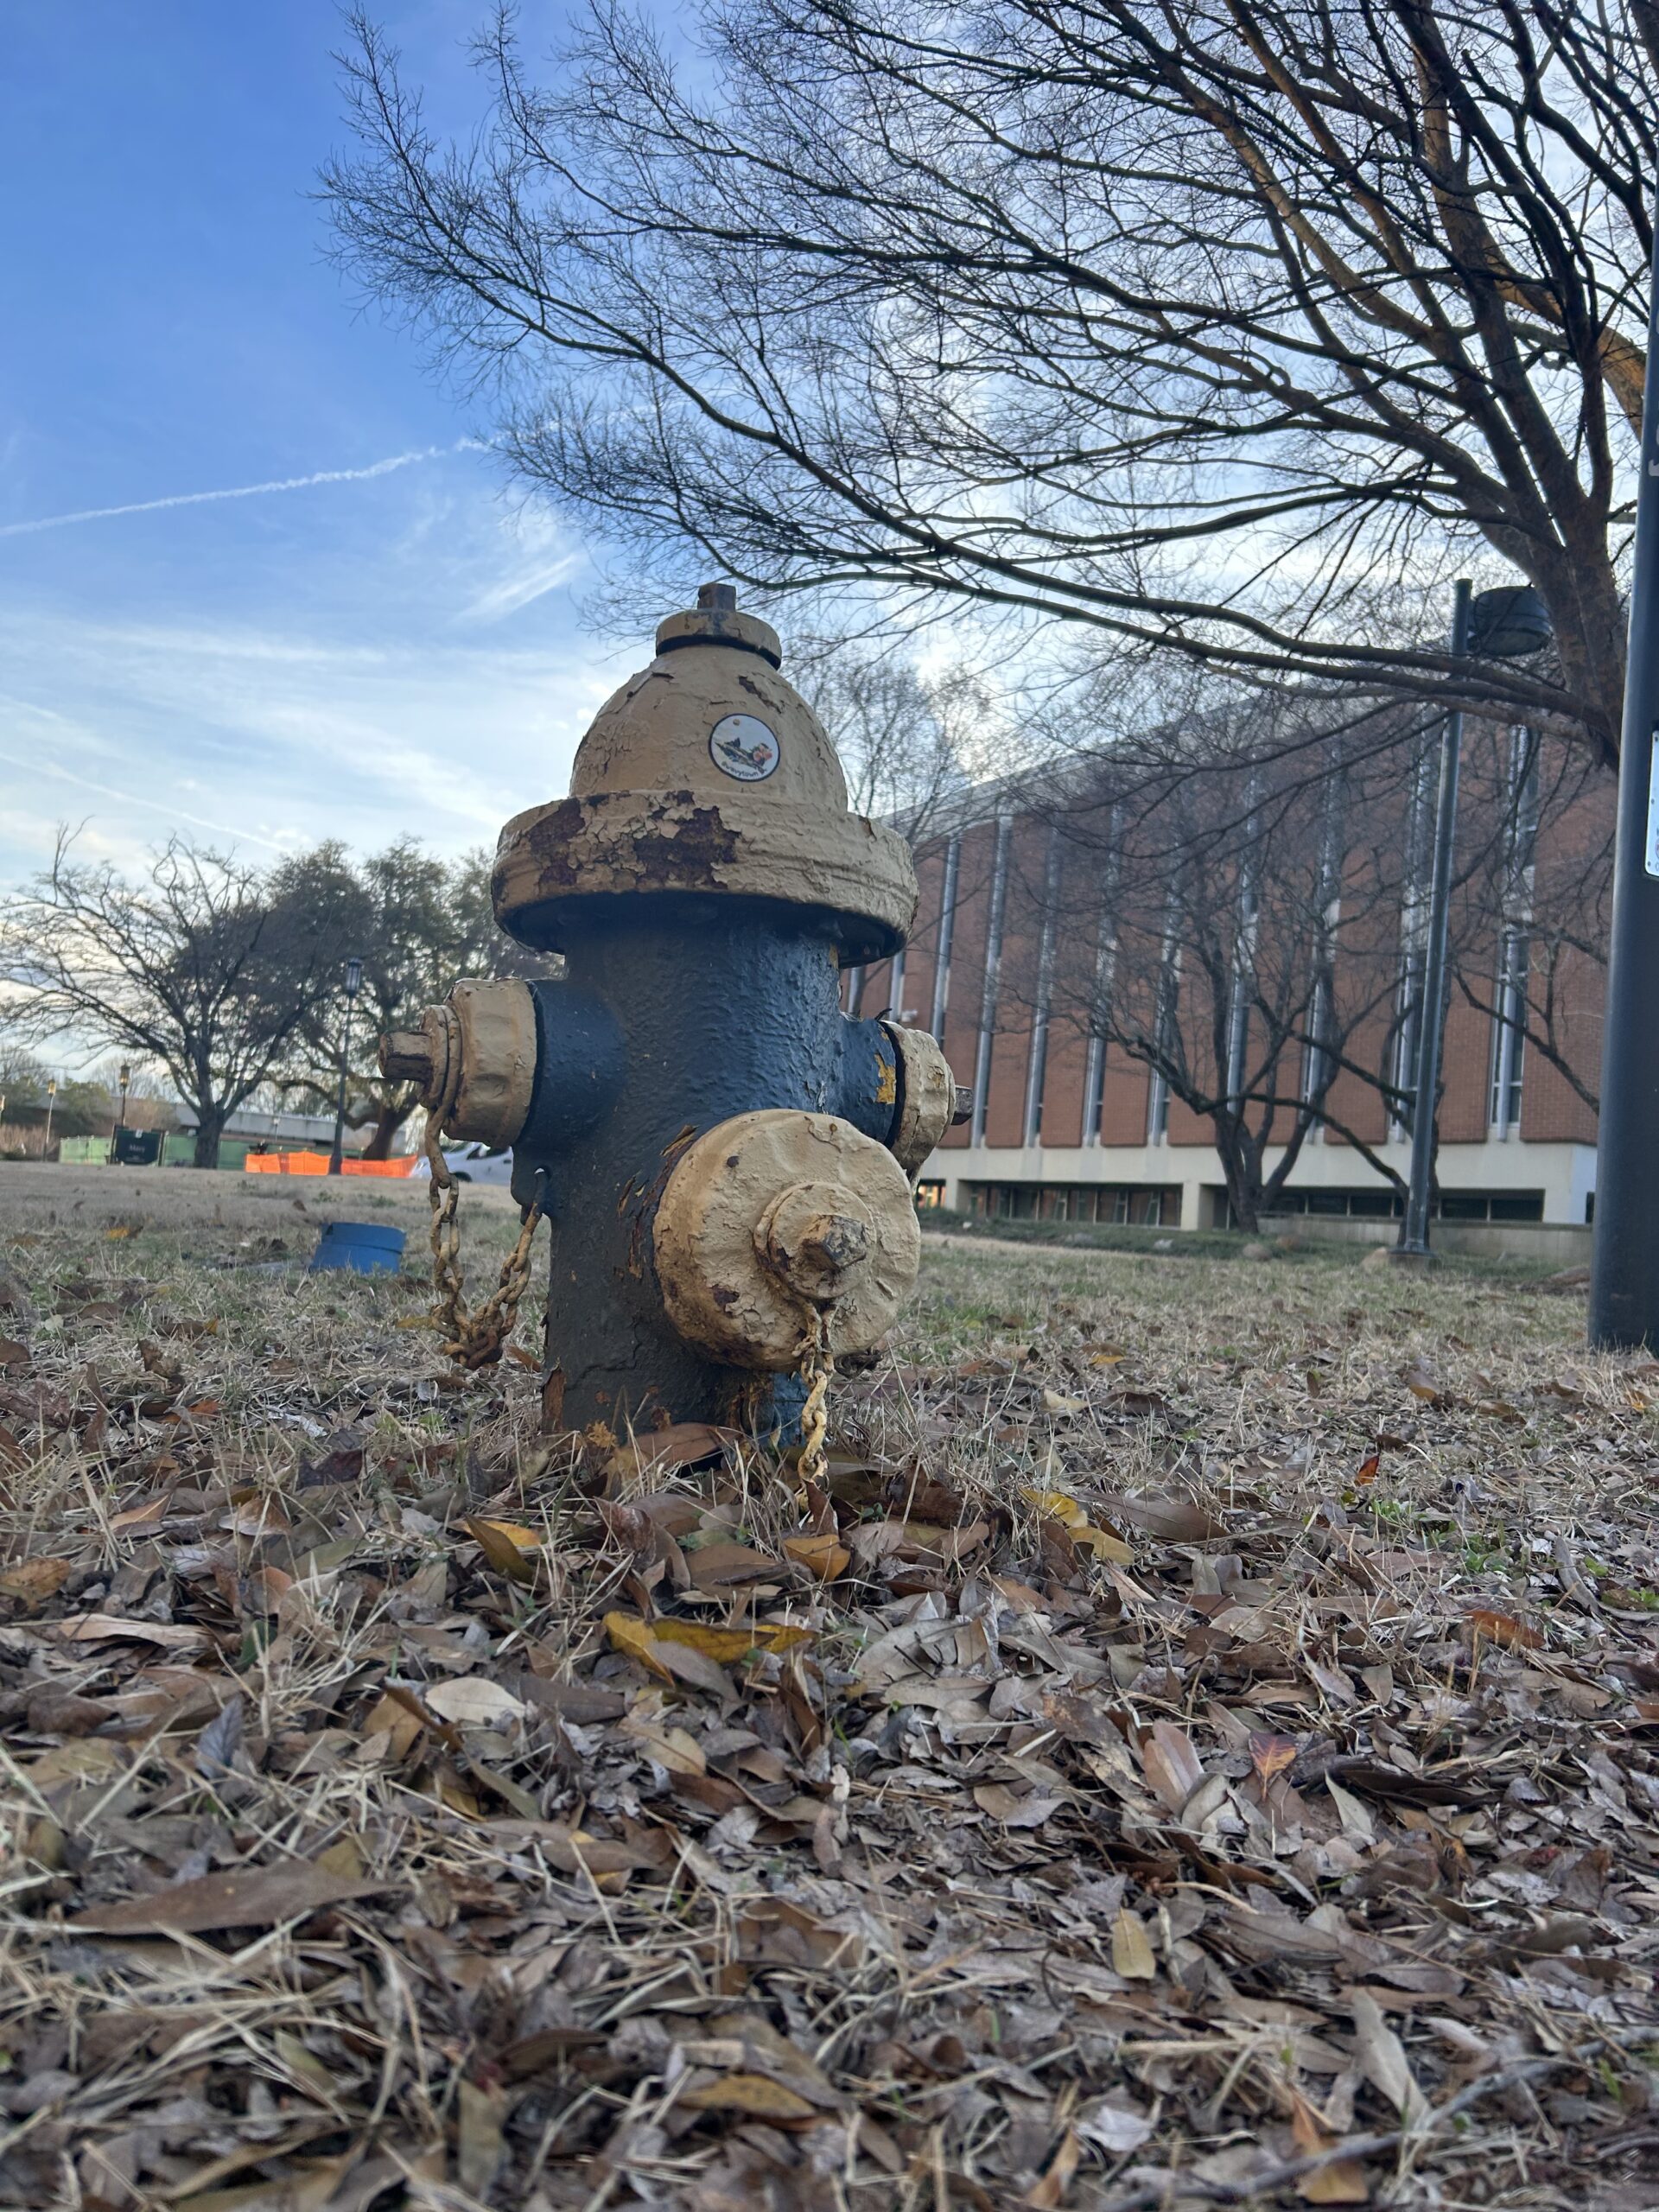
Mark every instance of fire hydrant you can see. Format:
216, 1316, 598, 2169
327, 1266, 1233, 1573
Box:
382, 584, 960, 1439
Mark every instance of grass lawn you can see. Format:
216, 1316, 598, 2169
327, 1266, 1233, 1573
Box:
0, 1166, 1656, 2209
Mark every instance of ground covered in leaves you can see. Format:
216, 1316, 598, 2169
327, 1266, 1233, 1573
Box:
0, 1166, 1657, 2209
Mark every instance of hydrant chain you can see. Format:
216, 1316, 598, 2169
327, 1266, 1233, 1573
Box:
423, 1064, 545, 1372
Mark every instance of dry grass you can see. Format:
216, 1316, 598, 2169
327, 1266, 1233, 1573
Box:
0, 1167, 1656, 2210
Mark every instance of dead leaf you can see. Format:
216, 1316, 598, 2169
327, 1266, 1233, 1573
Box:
1291, 2092, 1370, 2203
1140, 1719, 1205, 1815
677, 2072, 818, 2122
1465, 1607, 1544, 1652
72, 1859, 388, 1934
1111, 1907, 1158, 1980
784, 1531, 851, 1580
56, 1614, 208, 1651
0, 1556, 72, 1605
1025, 2125, 1082, 2206
465, 1516, 538, 1584
1350, 1990, 1426, 2121
423, 1679, 527, 1729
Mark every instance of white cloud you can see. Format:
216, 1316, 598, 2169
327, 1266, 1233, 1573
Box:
0, 442, 481, 538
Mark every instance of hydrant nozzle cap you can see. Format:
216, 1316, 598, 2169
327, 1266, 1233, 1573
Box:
654, 581, 782, 668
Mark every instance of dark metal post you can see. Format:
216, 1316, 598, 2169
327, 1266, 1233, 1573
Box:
109, 1062, 130, 1165
1590, 224, 1659, 1350
1398, 580, 1473, 1257
328, 957, 364, 1177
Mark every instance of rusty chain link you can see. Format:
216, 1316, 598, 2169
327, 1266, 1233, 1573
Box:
791, 1306, 834, 1495
422, 1071, 544, 1373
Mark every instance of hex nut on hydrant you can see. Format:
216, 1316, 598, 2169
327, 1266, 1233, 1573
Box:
383, 579, 960, 1438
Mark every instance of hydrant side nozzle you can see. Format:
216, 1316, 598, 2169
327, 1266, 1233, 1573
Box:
378, 981, 538, 1152
654, 1110, 920, 1369
880, 1022, 960, 1171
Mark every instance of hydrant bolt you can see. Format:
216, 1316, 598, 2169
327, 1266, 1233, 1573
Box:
760, 1180, 876, 1303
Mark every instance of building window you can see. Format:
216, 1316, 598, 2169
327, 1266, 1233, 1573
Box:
1147, 1068, 1170, 1146
1147, 929, 1179, 1146
1488, 728, 1539, 1141
969, 815, 1013, 1147
1488, 930, 1529, 1136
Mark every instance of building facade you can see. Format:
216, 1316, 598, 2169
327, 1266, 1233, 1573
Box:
851, 725, 1611, 1230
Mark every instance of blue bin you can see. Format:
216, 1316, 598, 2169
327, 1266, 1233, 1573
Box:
308, 1222, 407, 1275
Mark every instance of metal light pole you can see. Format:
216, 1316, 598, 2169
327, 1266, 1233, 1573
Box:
110, 1063, 130, 1163
327, 957, 365, 1177
1396, 579, 1552, 1260
1397, 582, 1473, 1259
1590, 220, 1659, 1351
41, 1079, 57, 1160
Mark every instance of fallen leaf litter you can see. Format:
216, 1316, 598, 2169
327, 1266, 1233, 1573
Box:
0, 1188, 1656, 2206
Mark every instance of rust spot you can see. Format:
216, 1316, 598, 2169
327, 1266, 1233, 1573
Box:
520, 797, 590, 889
540, 1365, 567, 1433
876, 1058, 898, 1107
517, 795, 741, 895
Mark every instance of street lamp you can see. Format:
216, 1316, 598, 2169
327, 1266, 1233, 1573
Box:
328, 957, 365, 1177
1396, 577, 1551, 1261
1591, 217, 1659, 1350
109, 1063, 130, 1164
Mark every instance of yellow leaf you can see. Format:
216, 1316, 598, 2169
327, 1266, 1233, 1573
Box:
1021, 1485, 1087, 1529
1042, 1389, 1087, 1416
602, 1611, 676, 1681
1291, 2092, 1370, 2203
677, 2072, 818, 2122
1111, 1907, 1157, 1980
29, 1742, 124, 1786
652, 1618, 814, 1661
1020, 1488, 1132, 1564
315, 1834, 366, 1881
464, 1516, 537, 1584
1072, 1522, 1134, 1565
0, 1557, 72, 1605
784, 1533, 851, 1580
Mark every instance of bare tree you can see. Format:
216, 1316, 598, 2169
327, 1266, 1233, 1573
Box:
325, 0, 1649, 764
796, 646, 994, 844
1017, 715, 1427, 1230
0, 836, 353, 1168
278, 840, 493, 1157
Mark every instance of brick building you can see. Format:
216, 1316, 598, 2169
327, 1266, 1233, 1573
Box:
849, 722, 1612, 1231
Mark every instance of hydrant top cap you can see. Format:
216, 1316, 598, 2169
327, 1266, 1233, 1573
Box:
491, 587, 918, 960
654, 582, 782, 668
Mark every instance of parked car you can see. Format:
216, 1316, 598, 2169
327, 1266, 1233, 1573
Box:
410, 1142, 515, 1188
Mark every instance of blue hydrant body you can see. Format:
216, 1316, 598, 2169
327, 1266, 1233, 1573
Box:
383, 588, 958, 1440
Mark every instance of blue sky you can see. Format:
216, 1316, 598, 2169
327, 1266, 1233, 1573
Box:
0, 3, 635, 888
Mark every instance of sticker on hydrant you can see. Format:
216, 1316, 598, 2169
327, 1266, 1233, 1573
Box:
709, 714, 780, 781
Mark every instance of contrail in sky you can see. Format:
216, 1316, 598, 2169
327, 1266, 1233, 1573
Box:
0, 441, 483, 538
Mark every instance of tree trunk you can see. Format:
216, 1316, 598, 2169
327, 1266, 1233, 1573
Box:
193, 1115, 225, 1170
1213, 1120, 1263, 1234
360, 1098, 410, 1160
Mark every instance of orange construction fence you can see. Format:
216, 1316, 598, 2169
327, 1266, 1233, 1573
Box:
245, 1152, 420, 1178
